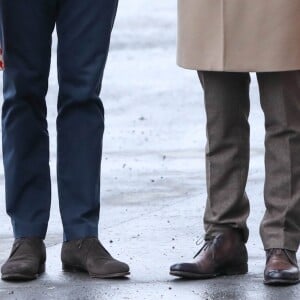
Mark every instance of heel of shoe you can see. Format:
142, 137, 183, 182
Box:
38, 263, 45, 275
224, 263, 248, 275
62, 263, 75, 272
62, 263, 84, 273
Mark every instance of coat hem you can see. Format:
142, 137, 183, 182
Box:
177, 60, 300, 73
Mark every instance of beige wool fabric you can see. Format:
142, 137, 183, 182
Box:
177, 0, 300, 72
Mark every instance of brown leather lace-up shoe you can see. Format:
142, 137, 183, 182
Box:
264, 248, 299, 285
1, 238, 46, 281
61, 237, 130, 278
170, 229, 248, 279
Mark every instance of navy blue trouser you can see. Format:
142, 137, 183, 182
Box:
0, 0, 118, 240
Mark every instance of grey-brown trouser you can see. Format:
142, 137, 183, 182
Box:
198, 71, 300, 251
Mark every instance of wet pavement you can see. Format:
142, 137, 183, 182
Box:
0, 1, 299, 299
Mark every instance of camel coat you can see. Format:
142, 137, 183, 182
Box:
177, 0, 300, 72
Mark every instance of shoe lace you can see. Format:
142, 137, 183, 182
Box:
266, 248, 297, 266
193, 235, 220, 259
266, 248, 284, 261
193, 240, 212, 259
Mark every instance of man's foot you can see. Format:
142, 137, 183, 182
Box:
170, 228, 248, 279
264, 248, 299, 285
1, 238, 46, 281
61, 237, 130, 278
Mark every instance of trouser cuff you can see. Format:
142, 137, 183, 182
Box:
63, 223, 98, 242
12, 220, 48, 239
205, 224, 249, 243
261, 234, 299, 252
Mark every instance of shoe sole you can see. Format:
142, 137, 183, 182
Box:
63, 264, 130, 279
264, 278, 300, 286
91, 272, 130, 279
1, 263, 45, 282
170, 264, 248, 279
170, 271, 218, 279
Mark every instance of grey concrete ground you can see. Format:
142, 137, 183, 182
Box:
0, 1, 299, 299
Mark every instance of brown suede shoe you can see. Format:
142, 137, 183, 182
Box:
264, 249, 299, 285
61, 237, 130, 278
1, 238, 46, 281
170, 229, 248, 279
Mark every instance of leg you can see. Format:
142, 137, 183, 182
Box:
0, 0, 56, 238
257, 71, 300, 285
257, 71, 300, 251
56, 0, 129, 279
0, 0, 55, 282
57, 0, 117, 240
170, 71, 250, 279
199, 71, 251, 242
56, 0, 118, 241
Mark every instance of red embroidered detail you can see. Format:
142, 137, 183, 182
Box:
0, 48, 4, 70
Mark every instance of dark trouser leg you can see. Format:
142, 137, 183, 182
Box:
0, 0, 56, 238
257, 71, 300, 251
198, 71, 251, 242
56, 0, 118, 241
